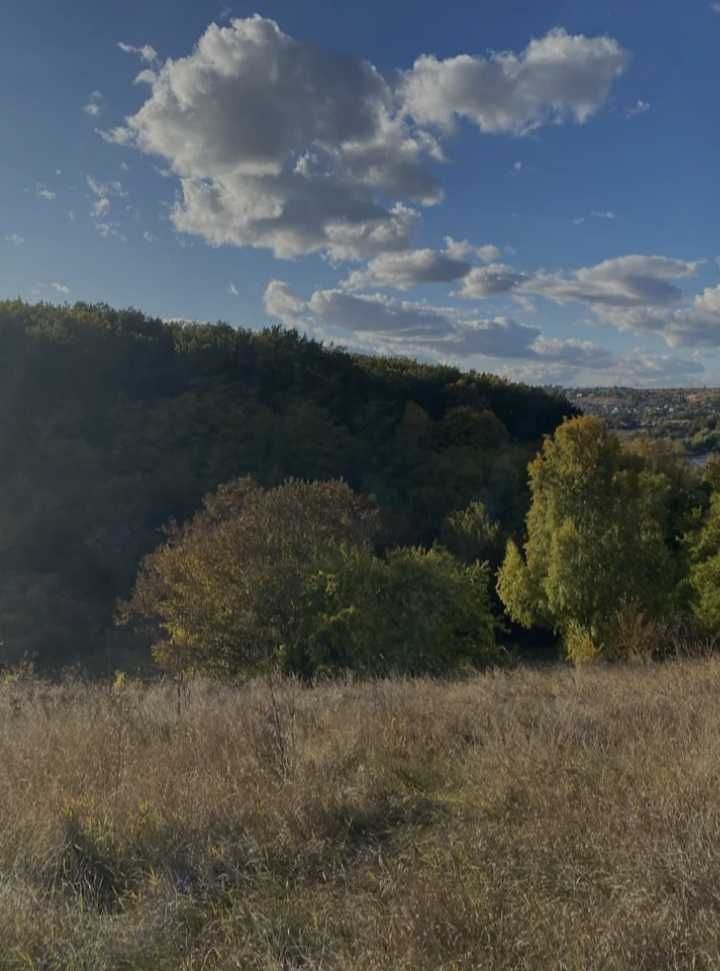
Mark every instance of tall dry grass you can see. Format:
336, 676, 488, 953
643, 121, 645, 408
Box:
2, 660, 720, 968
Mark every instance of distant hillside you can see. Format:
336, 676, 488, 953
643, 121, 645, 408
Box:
563, 386, 720, 458
0, 300, 575, 669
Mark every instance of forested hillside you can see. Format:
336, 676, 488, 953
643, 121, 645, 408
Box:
0, 300, 575, 669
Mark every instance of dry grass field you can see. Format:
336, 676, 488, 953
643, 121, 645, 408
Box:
3, 659, 720, 969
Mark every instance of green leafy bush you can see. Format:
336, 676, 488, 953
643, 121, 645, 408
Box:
293, 545, 500, 677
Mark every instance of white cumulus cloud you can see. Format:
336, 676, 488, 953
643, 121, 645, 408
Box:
443, 236, 501, 263
341, 248, 471, 290
400, 28, 629, 133
457, 262, 529, 298
527, 255, 699, 308
103, 16, 443, 260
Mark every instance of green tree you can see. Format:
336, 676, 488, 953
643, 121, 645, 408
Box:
497, 417, 682, 660
119, 478, 379, 676
689, 491, 720, 633
441, 500, 504, 567
295, 545, 500, 677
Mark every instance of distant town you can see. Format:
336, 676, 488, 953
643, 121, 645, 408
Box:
561, 388, 720, 462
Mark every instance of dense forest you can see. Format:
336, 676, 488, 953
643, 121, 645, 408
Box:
0, 300, 575, 671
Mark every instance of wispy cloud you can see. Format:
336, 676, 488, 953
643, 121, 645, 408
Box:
51, 282, 70, 295
35, 183, 56, 201
4, 233, 24, 247
95, 222, 127, 242
228, 282, 239, 296
118, 42, 159, 64
83, 90, 105, 117
87, 175, 127, 219
626, 99, 650, 118
573, 210, 617, 224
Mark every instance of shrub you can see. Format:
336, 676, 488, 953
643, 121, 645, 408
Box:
292, 545, 501, 677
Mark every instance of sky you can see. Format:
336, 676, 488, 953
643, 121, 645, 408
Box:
2, 0, 720, 387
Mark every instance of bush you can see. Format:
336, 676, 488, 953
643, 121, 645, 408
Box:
292, 545, 501, 677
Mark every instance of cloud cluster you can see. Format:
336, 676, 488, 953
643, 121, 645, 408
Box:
96, 15, 714, 383
264, 280, 617, 371
87, 175, 127, 218
599, 284, 720, 347
453, 253, 718, 347
104, 17, 628, 260
264, 265, 713, 383
340, 237, 507, 290
446, 252, 720, 350
85, 175, 128, 240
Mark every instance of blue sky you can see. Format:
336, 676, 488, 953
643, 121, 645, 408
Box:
3, 0, 720, 386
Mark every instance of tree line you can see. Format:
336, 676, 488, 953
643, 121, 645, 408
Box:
8, 300, 717, 677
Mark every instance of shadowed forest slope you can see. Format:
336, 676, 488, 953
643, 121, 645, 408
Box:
0, 300, 574, 668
